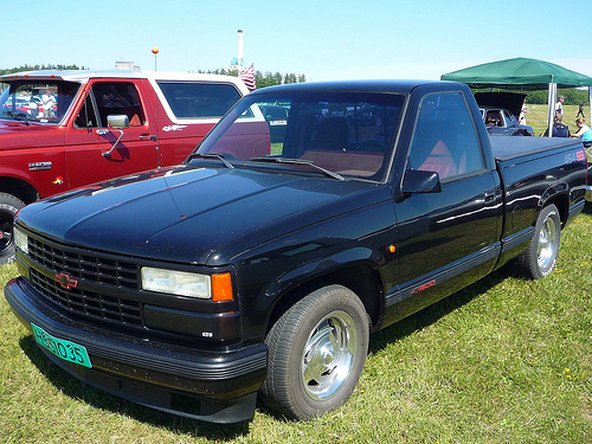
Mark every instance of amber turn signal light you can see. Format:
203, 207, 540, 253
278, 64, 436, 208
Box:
212, 272, 234, 302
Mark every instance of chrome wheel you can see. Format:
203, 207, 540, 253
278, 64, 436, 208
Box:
301, 310, 357, 401
537, 213, 558, 271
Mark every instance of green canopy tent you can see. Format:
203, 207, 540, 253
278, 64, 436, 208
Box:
441, 57, 592, 136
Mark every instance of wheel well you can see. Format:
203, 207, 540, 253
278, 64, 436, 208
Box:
265, 264, 384, 335
544, 194, 568, 227
0, 177, 38, 204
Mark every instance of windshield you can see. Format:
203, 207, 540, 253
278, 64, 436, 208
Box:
194, 90, 405, 181
0, 80, 80, 124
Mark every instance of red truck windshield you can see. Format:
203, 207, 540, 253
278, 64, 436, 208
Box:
0, 81, 80, 124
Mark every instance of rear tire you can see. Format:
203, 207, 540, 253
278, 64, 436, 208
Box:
0, 193, 25, 265
517, 204, 561, 279
261, 285, 369, 419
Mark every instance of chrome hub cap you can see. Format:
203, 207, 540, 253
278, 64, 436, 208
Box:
301, 310, 357, 401
537, 215, 557, 270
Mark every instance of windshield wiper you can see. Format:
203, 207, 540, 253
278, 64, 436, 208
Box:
249, 157, 345, 181
187, 153, 234, 169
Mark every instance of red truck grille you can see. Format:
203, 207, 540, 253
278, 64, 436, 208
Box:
29, 269, 144, 327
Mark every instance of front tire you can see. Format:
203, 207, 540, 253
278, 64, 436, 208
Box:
0, 193, 25, 265
517, 204, 561, 279
261, 285, 369, 419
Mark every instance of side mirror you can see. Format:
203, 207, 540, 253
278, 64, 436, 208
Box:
402, 169, 442, 194
101, 115, 129, 158
107, 114, 129, 129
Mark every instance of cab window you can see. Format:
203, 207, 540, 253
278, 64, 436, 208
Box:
408, 92, 484, 180
157, 81, 242, 118
74, 82, 146, 128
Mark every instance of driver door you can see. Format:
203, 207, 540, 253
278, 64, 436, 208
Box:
65, 79, 160, 189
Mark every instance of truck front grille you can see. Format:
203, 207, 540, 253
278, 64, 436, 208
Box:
24, 234, 145, 329
29, 269, 144, 327
27, 236, 138, 289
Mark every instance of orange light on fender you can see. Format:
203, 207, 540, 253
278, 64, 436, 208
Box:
212, 272, 233, 302
388, 244, 397, 254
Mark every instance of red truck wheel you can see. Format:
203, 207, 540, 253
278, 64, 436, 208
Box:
261, 285, 369, 419
0, 193, 25, 264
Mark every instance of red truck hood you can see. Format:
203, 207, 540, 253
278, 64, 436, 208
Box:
0, 119, 65, 150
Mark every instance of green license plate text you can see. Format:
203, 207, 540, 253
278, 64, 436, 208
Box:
31, 323, 92, 368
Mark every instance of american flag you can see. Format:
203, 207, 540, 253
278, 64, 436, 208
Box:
239, 65, 256, 91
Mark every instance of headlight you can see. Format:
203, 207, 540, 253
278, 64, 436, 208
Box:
141, 267, 211, 299
13, 226, 28, 254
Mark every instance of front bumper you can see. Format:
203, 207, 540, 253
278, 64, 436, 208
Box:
4, 277, 267, 423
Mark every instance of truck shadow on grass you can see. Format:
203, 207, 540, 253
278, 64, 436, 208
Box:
17, 336, 250, 440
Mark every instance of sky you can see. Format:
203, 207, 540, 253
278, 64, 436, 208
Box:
2, 0, 590, 82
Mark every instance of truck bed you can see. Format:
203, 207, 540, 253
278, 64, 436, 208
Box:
491, 136, 582, 162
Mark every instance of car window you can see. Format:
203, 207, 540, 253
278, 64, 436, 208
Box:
74, 95, 99, 128
0, 81, 79, 124
503, 110, 517, 125
197, 91, 405, 181
157, 81, 242, 118
90, 82, 146, 127
408, 92, 484, 180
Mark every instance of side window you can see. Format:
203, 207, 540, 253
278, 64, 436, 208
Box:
157, 82, 241, 118
408, 93, 484, 180
92, 82, 146, 127
74, 95, 98, 128
485, 110, 502, 127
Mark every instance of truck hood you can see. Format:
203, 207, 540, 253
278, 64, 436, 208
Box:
17, 164, 389, 265
0, 120, 65, 150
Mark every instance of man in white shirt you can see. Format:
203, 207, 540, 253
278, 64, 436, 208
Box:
555, 95, 565, 117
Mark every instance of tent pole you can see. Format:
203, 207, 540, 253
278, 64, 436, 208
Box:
588, 86, 591, 122
547, 82, 556, 137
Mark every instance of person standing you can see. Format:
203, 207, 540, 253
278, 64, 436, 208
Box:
42, 90, 56, 118
577, 100, 585, 118
519, 100, 528, 125
555, 95, 565, 117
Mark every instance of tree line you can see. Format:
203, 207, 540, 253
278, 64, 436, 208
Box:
198, 68, 306, 88
1, 65, 306, 89
0, 64, 86, 76
524, 88, 588, 105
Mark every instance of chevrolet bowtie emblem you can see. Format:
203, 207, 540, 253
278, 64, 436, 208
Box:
55, 273, 78, 290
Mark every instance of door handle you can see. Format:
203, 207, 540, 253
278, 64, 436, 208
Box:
483, 191, 495, 202
139, 134, 158, 141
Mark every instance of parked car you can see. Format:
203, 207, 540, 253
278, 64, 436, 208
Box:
4, 80, 586, 424
259, 104, 289, 143
480, 106, 534, 136
474, 92, 533, 136
0, 70, 249, 263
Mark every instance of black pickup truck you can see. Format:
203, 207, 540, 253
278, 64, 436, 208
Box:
4, 80, 587, 424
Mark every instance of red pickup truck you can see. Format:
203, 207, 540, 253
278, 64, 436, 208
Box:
0, 70, 249, 262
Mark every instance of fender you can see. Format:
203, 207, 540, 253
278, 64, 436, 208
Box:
538, 181, 568, 208
262, 246, 385, 329
0, 168, 36, 184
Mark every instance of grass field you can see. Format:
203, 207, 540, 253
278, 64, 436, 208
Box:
526, 104, 584, 137
1, 208, 591, 442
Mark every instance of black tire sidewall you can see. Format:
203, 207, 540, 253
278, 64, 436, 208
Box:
0, 193, 25, 264
263, 285, 369, 419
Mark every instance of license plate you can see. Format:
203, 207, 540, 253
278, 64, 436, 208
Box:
31, 323, 92, 368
